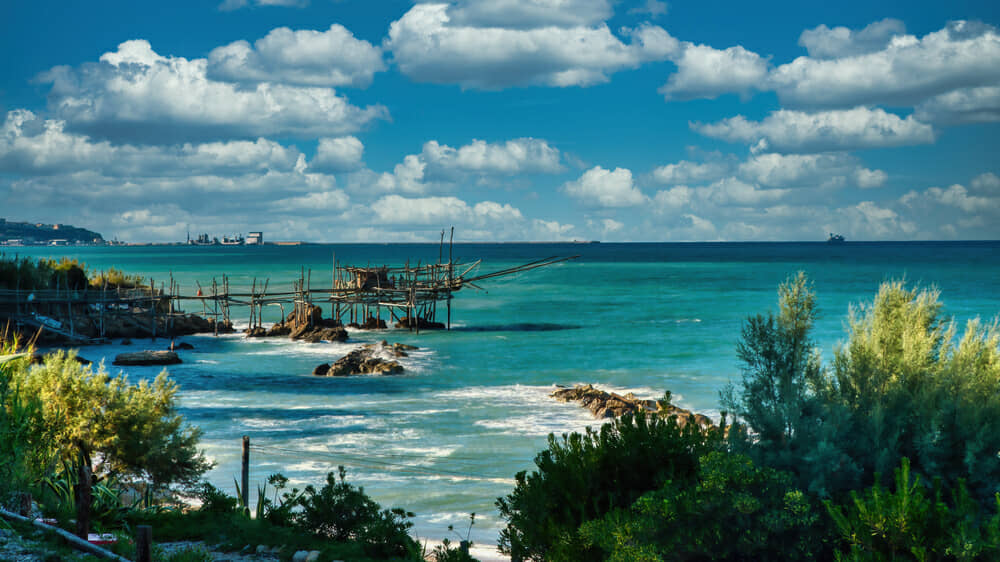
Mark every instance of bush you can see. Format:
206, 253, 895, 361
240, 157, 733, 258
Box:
496, 410, 722, 561
826, 458, 1000, 561
580, 452, 823, 561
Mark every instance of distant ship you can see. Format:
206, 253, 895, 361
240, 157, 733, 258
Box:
221, 234, 245, 246
827, 233, 846, 243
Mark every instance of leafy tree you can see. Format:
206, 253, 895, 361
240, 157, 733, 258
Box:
496, 410, 723, 561
825, 458, 1000, 561
722, 272, 861, 497
580, 452, 823, 561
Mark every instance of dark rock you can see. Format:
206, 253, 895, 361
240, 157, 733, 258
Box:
318, 342, 405, 376
312, 363, 331, 376
296, 326, 348, 343
360, 317, 387, 330
551, 384, 714, 428
267, 323, 291, 337
112, 350, 182, 366
175, 342, 195, 350
394, 316, 445, 330
121, 338, 132, 345
244, 326, 268, 338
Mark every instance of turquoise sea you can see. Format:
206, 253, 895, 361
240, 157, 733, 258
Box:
14, 242, 1000, 549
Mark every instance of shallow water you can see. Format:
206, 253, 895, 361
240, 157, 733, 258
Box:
17, 241, 1000, 547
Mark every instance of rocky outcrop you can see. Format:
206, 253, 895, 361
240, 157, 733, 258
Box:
112, 350, 182, 366
394, 316, 445, 330
314, 341, 408, 376
348, 316, 388, 330
249, 305, 348, 342
551, 384, 713, 428
290, 324, 348, 343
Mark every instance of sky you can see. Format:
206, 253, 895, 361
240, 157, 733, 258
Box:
1, 0, 999, 242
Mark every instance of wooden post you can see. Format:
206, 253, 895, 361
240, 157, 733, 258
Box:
136, 525, 152, 562
448, 227, 454, 330
241, 436, 250, 510
150, 277, 156, 340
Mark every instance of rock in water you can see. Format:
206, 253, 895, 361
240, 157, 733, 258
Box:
551, 384, 714, 428
113, 350, 182, 366
313, 363, 331, 376
316, 341, 405, 376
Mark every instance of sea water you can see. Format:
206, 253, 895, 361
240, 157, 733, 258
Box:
14, 242, 1000, 548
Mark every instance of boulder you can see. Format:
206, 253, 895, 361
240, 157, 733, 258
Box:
175, 342, 195, 350
317, 342, 405, 376
295, 326, 349, 343
244, 326, 268, 338
360, 316, 387, 330
112, 350, 182, 366
551, 384, 714, 429
267, 323, 292, 337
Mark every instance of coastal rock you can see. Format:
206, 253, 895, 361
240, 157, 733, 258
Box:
313, 363, 331, 376
112, 350, 182, 366
174, 342, 194, 350
267, 323, 291, 337
293, 325, 348, 343
394, 316, 445, 330
317, 342, 405, 376
551, 384, 714, 428
244, 326, 268, 338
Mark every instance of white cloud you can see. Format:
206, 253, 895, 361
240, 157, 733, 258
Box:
914, 86, 1000, 125
737, 152, 886, 188
563, 166, 647, 207
701, 177, 787, 206
421, 138, 563, 178
531, 218, 576, 239
693, 107, 935, 153
446, 0, 612, 29
770, 21, 1000, 108
659, 43, 769, 100
39, 40, 387, 143
312, 136, 364, 172
0, 109, 303, 176
370, 194, 524, 225
971, 172, 1000, 193
628, 0, 668, 18
652, 185, 692, 211
798, 18, 906, 59
650, 159, 730, 185
385, 3, 676, 89
854, 167, 888, 189
207, 24, 384, 88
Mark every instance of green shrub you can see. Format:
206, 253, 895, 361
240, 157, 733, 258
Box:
825, 458, 1000, 561
580, 452, 823, 561
296, 466, 417, 559
496, 410, 722, 561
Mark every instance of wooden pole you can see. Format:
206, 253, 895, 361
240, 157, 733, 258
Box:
241, 436, 250, 510
136, 525, 152, 562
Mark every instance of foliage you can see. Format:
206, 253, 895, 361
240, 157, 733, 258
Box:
89, 266, 146, 289
9, 351, 211, 488
825, 458, 1000, 561
827, 281, 1000, 504
725, 275, 1000, 506
0, 254, 88, 290
296, 466, 417, 559
432, 538, 479, 562
580, 452, 823, 561
496, 410, 723, 561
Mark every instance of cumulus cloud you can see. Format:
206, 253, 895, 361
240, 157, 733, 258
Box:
207, 25, 384, 88
446, 0, 612, 29
798, 18, 906, 59
971, 172, 1000, 193
385, 3, 676, 89
650, 159, 730, 185
562, 166, 647, 207
370, 194, 523, 225
0, 109, 303, 176
311, 136, 365, 172
421, 137, 563, 178
39, 40, 387, 143
737, 153, 886, 188
692, 107, 935, 153
628, 0, 668, 18
914, 86, 1000, 124
659, 43, 769, 100
770, 21, 1000, 108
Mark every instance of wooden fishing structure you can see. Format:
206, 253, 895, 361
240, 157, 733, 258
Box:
0, 235, 576, 343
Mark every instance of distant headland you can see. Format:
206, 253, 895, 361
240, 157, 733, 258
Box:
0, 218, 115, 247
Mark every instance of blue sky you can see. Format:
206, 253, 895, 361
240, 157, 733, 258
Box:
2, 0, 998, 242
